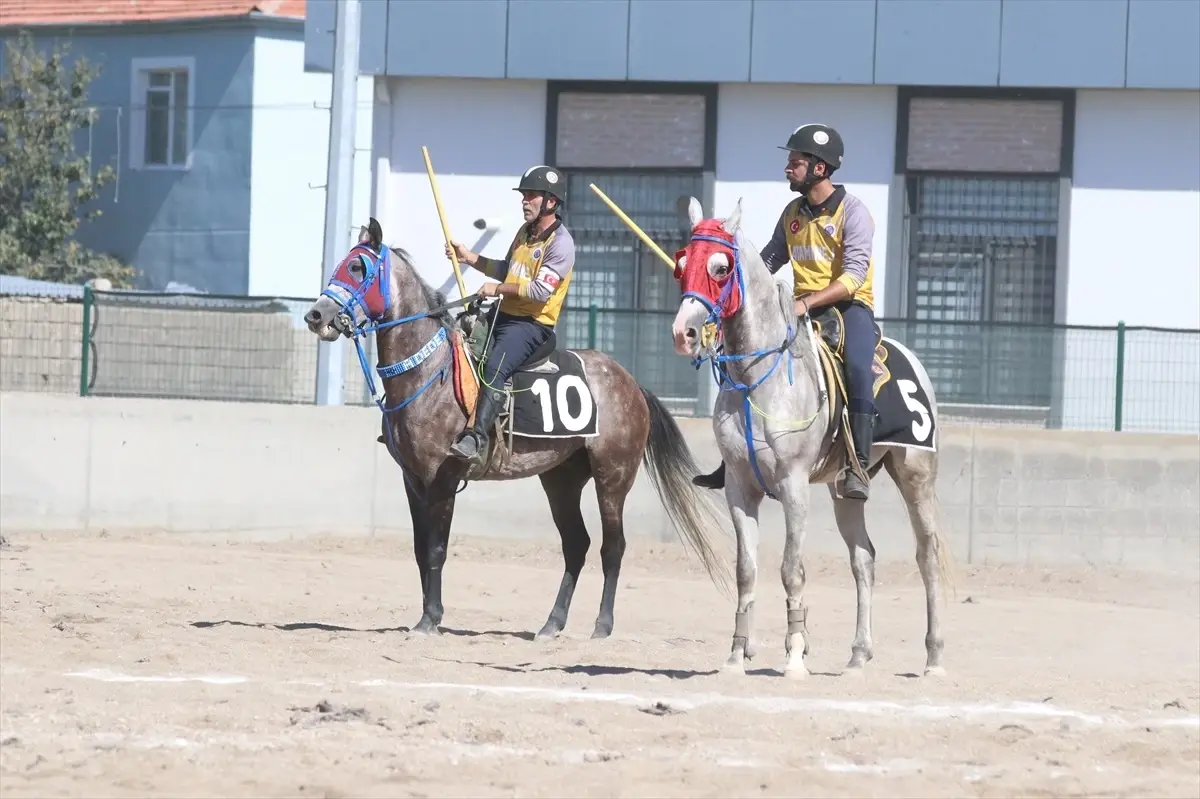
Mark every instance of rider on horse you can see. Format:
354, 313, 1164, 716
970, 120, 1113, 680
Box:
692, 123, 880, 500
444, 165, 577, 464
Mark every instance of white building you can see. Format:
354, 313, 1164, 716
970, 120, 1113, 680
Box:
305, 0, 1200, 431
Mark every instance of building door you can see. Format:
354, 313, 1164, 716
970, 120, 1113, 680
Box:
894, 90, 1072, 413
547, 83, 717, 414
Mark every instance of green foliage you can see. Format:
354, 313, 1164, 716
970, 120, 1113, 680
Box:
0, 31, 134, 287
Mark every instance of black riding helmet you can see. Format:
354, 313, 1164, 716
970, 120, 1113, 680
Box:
778, 124, 843, 190
514, 165, 566, 219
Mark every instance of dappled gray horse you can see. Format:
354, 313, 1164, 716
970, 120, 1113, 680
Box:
670, 197, 950, 678
304, 218, 731, 639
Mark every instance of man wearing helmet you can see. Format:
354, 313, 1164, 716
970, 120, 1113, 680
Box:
443, 165, 576, 464
693, 123, 880, 501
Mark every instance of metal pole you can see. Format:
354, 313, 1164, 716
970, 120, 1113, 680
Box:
1114, 320, 1126, 432
314, 0, 362, 406
79, 285, 93, 397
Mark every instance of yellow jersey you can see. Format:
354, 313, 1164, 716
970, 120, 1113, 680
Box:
478, 220, 575, 327
780, 186, 876, 312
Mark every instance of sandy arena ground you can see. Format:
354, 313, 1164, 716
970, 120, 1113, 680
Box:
1, 529, 1198, 798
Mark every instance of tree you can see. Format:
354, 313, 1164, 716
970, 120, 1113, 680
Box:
0, 31, 134, 286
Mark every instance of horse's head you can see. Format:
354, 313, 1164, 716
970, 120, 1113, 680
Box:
305, 217, 394, 341
671, 196, 746, 357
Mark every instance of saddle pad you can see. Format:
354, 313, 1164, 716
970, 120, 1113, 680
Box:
509, 350, 600, 439
871, 339, 937, 452
450, 329, 480, 424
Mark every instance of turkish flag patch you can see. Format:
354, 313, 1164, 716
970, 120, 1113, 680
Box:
539, 268, 561, 290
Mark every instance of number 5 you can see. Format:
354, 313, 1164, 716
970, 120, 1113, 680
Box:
897, 379, 932, 443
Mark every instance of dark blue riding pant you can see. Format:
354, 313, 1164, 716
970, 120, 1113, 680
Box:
481, 311, 554, 390
829, 299, 877, 416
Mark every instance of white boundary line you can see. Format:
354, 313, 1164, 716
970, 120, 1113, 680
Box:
61, 669, 1200, 730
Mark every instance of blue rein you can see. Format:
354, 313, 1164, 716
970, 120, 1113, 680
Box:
687, 233, 796, 500
322, 245, 477, 491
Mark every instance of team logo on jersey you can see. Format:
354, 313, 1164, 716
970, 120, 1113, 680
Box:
789, 219, 801, 234
531, 247, 544, 262
824, 224, 836, 236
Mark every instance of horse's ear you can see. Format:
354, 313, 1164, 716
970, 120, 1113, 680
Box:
722, 197, 744, 234
357, 225, 370, 244
686, 196, 704, 229
367, 217, 383, 249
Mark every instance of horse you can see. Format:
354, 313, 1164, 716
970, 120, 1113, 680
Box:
669, 196, 951, 679
303, 217, 732, 639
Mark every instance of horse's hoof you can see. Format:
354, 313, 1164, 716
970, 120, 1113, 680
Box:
590, 624, 613, 640
783, 663, 810, 680
923, 665, 947, 678
535, 621, 562, 639
721, 654, 746, 675
410, 617, 442, 636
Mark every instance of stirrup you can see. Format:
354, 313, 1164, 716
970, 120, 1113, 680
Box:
449, 430, 486, 461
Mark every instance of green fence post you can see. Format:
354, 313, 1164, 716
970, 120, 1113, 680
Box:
79, 285, 93, 397
587, 302, 598, 350
1113, 320, 1125, 432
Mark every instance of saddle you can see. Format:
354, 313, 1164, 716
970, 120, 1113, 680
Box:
446, 303, 560, 477
807, 305, 891, 482
461, 304, 559, 381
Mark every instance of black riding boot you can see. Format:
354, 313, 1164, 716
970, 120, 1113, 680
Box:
692, 461, 726, 490
449, 388, 506, 462
842, 412, 875, 500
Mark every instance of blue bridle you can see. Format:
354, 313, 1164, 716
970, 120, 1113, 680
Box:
685, 233, 797, 500
322, 244, 477, 490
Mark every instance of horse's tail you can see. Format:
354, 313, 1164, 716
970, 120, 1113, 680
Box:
639, 386, 734, 597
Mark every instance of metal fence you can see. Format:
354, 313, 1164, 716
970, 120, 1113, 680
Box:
2, 286, 1198, 434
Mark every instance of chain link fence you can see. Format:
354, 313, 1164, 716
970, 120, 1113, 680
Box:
2, 283, 1197, 433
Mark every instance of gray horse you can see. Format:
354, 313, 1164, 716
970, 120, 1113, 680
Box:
304, 218, 731, 639
670, 197, 950, 679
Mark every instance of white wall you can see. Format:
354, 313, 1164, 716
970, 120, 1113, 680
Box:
373, 77, 547, 299
713, 84, 898, 310
248, 33, 374, 299
1067, 89, 1200, 328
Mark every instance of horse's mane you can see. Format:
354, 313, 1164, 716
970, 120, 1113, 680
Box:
384, 242, 454, 331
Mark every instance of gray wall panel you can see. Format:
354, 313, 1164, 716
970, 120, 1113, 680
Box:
1126, 0, 1200, 89
750, 0, 875, 84
385, 0, 507, 78
628, 0, 752, 82
874, 0, 1002, 86
508, 0, 629, 80
999, 0, 1127, 88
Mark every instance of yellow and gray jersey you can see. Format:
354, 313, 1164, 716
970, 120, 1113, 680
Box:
759, 186, 877, 312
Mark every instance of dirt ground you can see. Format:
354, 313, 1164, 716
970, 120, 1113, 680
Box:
1, 529, 1197, 798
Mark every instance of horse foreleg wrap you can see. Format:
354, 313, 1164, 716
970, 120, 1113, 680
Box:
733, 604, 754, 658
787, 605, 810, 656
787, 605, 808, 636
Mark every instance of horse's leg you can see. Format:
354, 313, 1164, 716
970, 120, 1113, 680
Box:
884, 448, 947, 676
402, 473, 431, 604
723, 474, 763, 674
536, 451, 593, 639
829, 484, 876, 673
411, 477, 459, 636
589, 449, 639, 640
776, 472, 813, 679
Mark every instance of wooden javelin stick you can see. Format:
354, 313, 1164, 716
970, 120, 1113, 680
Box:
587, 183, 676, 271
421, 145, 469, 300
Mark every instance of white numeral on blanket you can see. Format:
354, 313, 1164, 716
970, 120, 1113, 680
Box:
529, 375, 594, 433
897, 379, 932, 443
